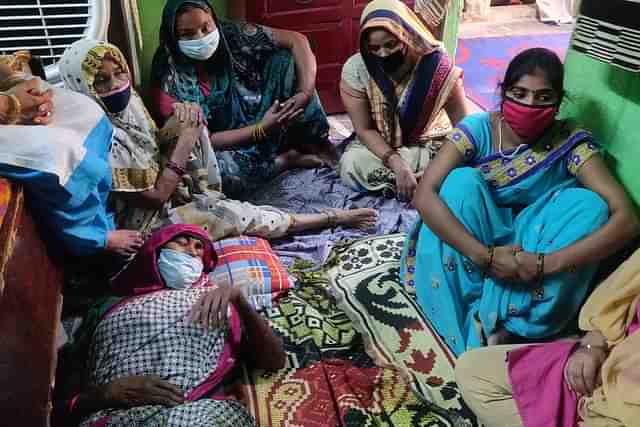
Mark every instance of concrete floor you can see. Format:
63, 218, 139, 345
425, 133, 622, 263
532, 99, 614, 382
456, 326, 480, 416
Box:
460, 4, 573, 38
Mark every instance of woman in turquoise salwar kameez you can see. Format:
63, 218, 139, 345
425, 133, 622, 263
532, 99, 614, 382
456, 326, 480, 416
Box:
401, 48, 639, 356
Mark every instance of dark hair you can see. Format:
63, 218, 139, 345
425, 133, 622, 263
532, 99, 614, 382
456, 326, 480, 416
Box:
158, 1, 216, 64
499, 48, 564, 100
176, 3, 211, 20
28, 56, 47, 80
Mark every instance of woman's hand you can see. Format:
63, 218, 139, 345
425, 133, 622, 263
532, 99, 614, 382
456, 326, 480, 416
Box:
488, 245, 521, 282
101, 375, 184, 408
189, 281, 243, 329
396, 166, 418, 203
105, 230, 144, 257
564, 345, 607, 396
9, 79, 54, 125
387, 154, 417, 202
261, 100, 304, 134
287, 92, 310, 115
174, 102, 203, 143
514, 251, 539, 284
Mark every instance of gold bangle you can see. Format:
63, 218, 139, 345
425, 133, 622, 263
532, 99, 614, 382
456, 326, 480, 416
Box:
252, 122, 267, 144
256, 122, 266, 142
2, 94, 21, 125
382, 149, 399, 169
578, 343, 608, 355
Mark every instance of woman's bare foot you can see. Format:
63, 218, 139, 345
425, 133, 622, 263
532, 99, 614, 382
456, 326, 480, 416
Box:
316, 151, 338, 168
487, 327, 515, 346
106, 230, 144, 257
275, 149, 332, 173
332, 208, 378, 230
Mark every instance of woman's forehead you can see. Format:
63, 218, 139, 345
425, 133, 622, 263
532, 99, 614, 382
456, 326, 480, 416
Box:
176, 6, 212, 30
169, 233, 203, 243
510, 69, 553, 92
367, 28, 397, 45
99, 56, 121, 72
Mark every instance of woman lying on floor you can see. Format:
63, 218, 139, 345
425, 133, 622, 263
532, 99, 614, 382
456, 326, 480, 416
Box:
0, 51, 143, 258
151, 0, 337, 197
401, 48, 639, 356
58, 224, 282, 426
60, 40, 377, 250
456, 246, 640, 427
338, 0, 470, 202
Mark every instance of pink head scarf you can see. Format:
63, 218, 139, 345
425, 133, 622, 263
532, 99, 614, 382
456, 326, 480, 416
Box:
112, 224, 217, 296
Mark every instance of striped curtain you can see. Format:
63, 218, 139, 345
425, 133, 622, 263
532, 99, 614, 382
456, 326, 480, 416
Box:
570, 0, 640, 72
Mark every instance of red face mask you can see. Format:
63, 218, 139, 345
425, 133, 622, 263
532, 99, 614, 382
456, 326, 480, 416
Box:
502, 98, 558, 140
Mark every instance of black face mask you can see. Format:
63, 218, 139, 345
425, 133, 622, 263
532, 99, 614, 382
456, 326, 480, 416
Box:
99, 84, 131, 115
376, 49, 405, 74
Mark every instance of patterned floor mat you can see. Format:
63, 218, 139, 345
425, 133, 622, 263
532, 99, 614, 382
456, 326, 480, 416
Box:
325, 234, 476, 426
234, 237, 477, 427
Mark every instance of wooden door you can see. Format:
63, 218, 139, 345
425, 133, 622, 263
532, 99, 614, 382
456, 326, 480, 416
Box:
247, 0, 414, 114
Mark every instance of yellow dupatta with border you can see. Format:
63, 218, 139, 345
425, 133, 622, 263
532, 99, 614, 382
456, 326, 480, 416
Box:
577, 248, 640, 425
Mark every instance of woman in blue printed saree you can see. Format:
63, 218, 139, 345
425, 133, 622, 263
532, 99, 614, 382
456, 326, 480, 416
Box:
151, 0, 335, 197
401, 48, 639, 356
339, 0, 470, 202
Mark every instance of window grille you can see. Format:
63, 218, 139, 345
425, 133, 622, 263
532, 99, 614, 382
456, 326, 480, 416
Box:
0, 0, 109, 82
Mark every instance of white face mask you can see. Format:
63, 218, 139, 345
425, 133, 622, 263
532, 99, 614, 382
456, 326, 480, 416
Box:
178, 29, 220, 61
157, 248, 204, 290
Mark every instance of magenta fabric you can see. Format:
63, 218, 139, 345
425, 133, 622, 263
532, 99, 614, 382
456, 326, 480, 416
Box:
507, 341, 579, 427
185, 303, 243, 401
111, 224, 217, 295
508, 305, 640, 427
627, 303, 640, 335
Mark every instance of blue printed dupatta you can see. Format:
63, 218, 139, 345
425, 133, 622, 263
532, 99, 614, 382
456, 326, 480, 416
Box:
401, 114, 609, 356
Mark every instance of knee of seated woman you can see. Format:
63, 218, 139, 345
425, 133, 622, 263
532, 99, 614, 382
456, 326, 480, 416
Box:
337, 146, 371, 187
454, 351, 476, 387
440, 167, 486, 196
554, 187, 609, 223
455, 349, 494, 396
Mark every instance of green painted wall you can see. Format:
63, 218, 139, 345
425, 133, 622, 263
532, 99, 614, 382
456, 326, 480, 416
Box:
560, 50, 640, 208
136, 0, 227, 93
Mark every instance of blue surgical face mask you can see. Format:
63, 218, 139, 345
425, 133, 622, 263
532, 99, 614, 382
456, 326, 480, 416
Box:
157, 248, 204, 290
99, 81, 131, 114
178, 29, 220, 61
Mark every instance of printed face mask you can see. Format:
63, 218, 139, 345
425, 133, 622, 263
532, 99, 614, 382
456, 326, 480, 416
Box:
178, 29, 220, 61
157, 248, 204, 290
502, 97, 558, 140
98, 80, 131, 114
